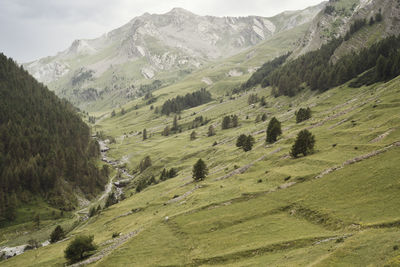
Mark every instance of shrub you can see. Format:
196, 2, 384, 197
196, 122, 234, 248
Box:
112, 232, 120, 238
64, 235, 97, 263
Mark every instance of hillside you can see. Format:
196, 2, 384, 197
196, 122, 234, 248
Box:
2, 1, 400, 266
0, 54, 108, 225
23, 4, 324, 111
3, 55, 400, 265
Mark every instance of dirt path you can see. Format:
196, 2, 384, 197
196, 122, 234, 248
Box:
315, 141, 400, 179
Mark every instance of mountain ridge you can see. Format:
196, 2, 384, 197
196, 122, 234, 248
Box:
24, 4, 325, 110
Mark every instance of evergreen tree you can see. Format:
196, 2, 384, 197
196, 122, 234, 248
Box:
295, 107, 312, 123
50, 225, 65, 243
266, 117, 282, 143
261, 113, 267, 122
243, 135, 255, 152
143, 129, 147, 140
260, 96, 267, 107
207, 125, 216, 137
236, 134, 247, 147
222, 116, 231, 129
290, 129, 316, 158
192, 159, 208, 181
231, 115, 239, 128
162, 126, 171, 136
160, 168, 167, 181
190, 131, 197, 140
139, 156, 152, 173
172, 115, 179, 131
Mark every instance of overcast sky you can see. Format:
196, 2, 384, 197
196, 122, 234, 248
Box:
0, 0, 323, 63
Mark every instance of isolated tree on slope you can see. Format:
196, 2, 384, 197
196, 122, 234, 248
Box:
207, 125, 216, 136
143, 128, 147, 140
50, 225, 65, 243
290, 129, 315, 158
64, 235, 97, 263
192, 159, 208, 181
266, 117, 282, 143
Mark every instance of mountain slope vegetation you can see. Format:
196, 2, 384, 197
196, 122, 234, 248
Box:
2, 0, 400, 266
0, 54, 107, 224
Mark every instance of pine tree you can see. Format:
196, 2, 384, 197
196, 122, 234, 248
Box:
192, 159, 208, 181
236, 134, 247, 147
231, 115, 239, 128
266, 117, 282, 143
172, 115, 179, 131
162, 126, 170, 136
261, 113, 267, 122
190, 131, 197, 140
50, 225, 65, 243
243, 135, 255, 152
222, 116, 231, 129
290, 129, 316, 158
143, 129, 147, 140
139, 156, 152, 173
207, 125, 216, 137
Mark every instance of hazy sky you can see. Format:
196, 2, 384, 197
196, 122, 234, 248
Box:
0, 0, 323, 63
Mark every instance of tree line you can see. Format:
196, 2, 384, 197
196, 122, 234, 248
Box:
160, 88, 212, 115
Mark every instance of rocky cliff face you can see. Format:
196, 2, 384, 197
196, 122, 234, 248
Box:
24, 5, 323, 109
294, 0, 400, 57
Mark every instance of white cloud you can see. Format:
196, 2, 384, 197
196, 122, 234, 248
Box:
0, 0, 323, 62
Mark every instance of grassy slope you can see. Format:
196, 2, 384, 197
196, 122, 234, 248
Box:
2, 65, 400, 266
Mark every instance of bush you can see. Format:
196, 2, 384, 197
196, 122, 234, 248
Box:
290, 129, 316, 158
64, 235, 97, 263
112, 232, 120, 238
50, 225, 65, 243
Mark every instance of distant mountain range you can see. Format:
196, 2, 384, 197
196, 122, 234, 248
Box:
24, 4, 324, 110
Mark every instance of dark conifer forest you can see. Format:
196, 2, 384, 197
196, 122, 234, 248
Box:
243, 30, 400, 97
0, 54, 107, 222
160, 88, 212, 115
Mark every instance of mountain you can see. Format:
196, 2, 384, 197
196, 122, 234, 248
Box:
0, 53, 108, 224
24, 5, 324, 110
295, 0, 400, 57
